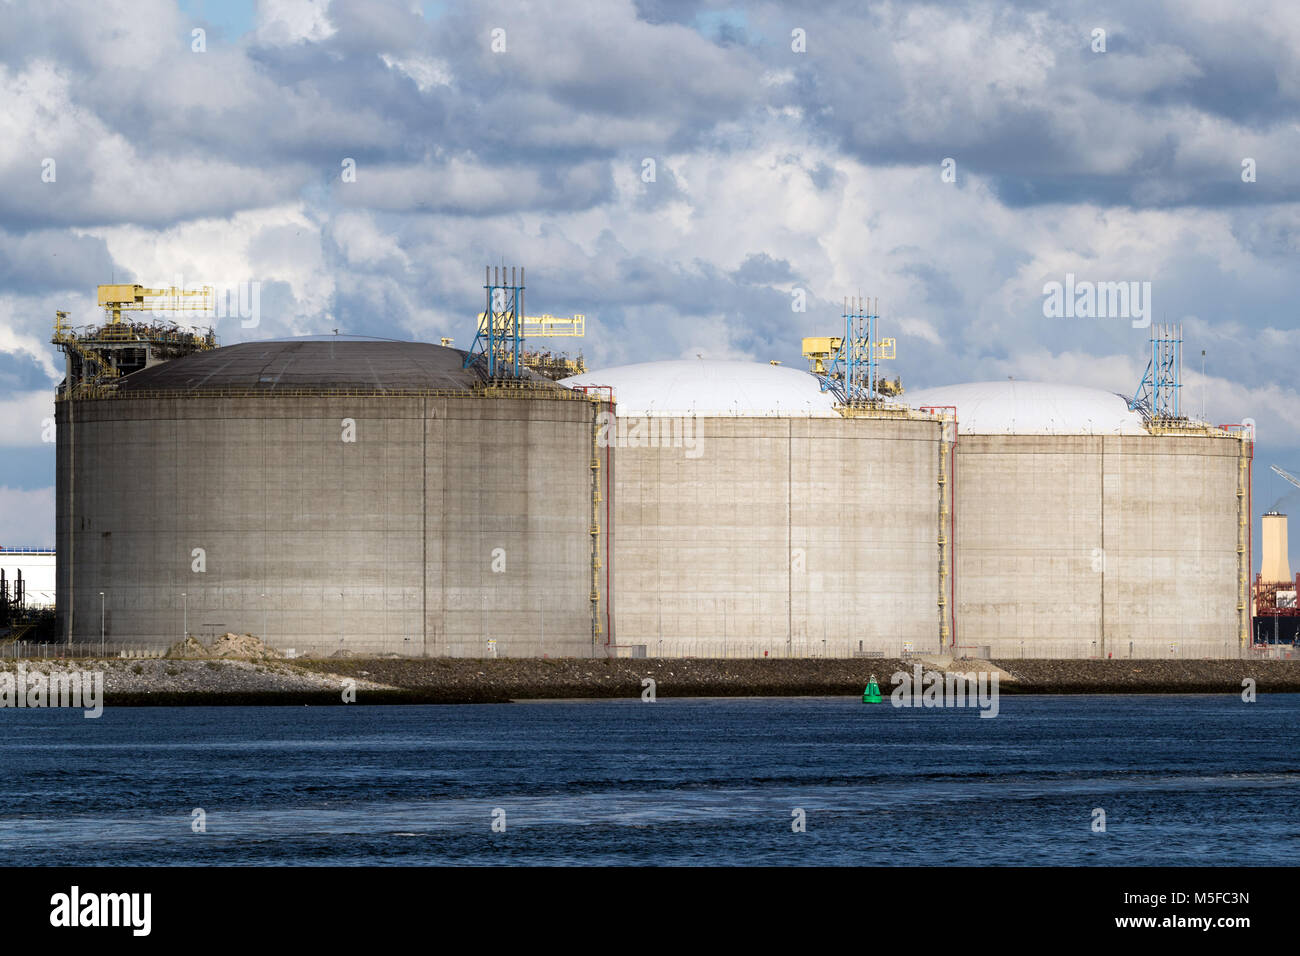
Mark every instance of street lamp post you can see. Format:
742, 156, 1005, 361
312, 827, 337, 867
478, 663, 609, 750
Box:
182, 592, 187, 642
261, 592, 267, 642
99, 592, 105, 657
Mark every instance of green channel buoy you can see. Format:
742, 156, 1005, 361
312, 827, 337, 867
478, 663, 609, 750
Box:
862, 675, 882, 703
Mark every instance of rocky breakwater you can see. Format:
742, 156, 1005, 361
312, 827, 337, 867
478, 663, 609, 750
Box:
298, 656, 1300, 702
6, 648, 1299, 705
989, 657, 1300, 694
293, 656, 916, 704
1, 634, 393, 706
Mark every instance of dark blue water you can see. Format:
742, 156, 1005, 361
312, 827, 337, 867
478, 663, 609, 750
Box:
1, 695, 1296, 865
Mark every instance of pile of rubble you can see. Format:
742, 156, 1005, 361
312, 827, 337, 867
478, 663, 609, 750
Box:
164, 632, 283, 660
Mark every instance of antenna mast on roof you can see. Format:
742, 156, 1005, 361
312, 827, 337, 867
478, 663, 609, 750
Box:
464, 266, 525, 380
801, 293, 896, 405
1128, 324, 1182, 420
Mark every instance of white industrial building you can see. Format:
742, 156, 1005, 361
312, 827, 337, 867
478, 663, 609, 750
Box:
0, 548, 56, 607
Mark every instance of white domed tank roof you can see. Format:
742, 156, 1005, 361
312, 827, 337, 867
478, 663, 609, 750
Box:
907, 380, 1149, 435
561, 359, 840, 417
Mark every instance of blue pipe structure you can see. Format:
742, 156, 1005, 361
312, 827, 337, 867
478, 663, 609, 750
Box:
464, 266, 525, 379
1129, 323, 1183, 420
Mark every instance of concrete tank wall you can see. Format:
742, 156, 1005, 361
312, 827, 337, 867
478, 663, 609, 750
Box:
56, 393, 602, 657
608, 414, 943, 657
952, 433, 1246, 658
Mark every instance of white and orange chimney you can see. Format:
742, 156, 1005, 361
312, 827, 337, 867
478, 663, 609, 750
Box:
1261, 511, 1292, 584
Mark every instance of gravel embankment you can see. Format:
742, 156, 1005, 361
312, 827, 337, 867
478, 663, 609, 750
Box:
3, 656, 1297, 705
295, 657, 918, 703
297, 656, 1300, 701
0, 658, 392, 706
987, 658, 1300, 694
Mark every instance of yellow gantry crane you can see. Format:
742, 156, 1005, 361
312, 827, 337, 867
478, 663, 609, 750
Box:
97, 284, 215, 325
801, 335, 896, 374
802, 305, 900, 401
476, 311, 586, 338
53, 283, 218, 398
472, 309, 587, 380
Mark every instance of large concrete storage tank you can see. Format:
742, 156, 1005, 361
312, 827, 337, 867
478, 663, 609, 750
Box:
907, 381, 1251, 658
561, 360, 946, 657
56, 340, 604, 657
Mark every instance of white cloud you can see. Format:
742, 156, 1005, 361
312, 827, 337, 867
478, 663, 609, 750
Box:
893, 316, 942, 346
0, 486, 54, 547
381, 53, 453, 91
759, 69, 794, 87
0, 391, 55, 445
256, 0, 337, 45
1, 0, 1299, 479
84, 205, 334, 337
0, 60, 299, 228
983, 349, 1140, 396
0, 315, 62, 382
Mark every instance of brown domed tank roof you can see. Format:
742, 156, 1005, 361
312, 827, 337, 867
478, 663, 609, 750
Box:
117, 339, 559, 393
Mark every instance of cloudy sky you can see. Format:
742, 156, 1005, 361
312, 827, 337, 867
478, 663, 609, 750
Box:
1, 0, 1297, 557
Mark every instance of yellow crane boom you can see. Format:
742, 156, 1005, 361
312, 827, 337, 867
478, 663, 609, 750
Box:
801, 335, 895, 374
98, 284, 214, 324
476, 312, 586, 338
